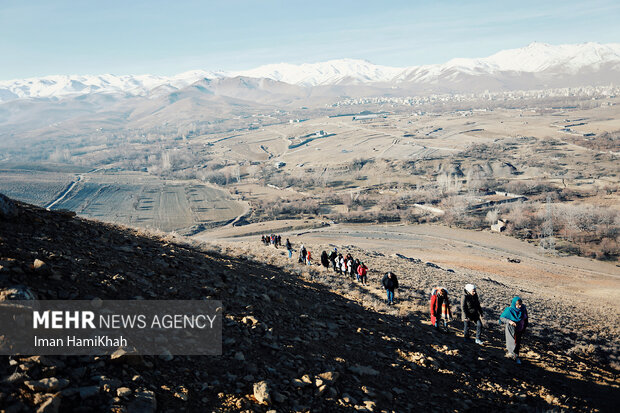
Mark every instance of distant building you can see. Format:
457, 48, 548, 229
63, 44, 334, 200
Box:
352, 114, 386, 121
491, 219, 507, 233
470, 191, 526, 210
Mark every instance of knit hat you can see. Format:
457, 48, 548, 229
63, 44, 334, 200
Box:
465, 284, 476, 294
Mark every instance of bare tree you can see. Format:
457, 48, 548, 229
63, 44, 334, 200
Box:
539, 195, 556, 254
485, 208, 499, 225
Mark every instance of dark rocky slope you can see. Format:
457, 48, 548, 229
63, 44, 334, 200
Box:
0, 195, 618, 412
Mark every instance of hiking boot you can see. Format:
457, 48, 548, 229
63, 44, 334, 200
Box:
475, 339, 483, 345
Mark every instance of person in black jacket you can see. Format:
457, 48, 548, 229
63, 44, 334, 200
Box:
461, 284, 485, 344
329, 249, 337, 272
285, 238, 292, 259
299, 245, 307, 264
382, 272, 398, 305
320, 251, 330, 269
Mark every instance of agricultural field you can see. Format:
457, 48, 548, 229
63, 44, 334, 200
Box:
0, 168, 246, 234
0, 168, 76, 206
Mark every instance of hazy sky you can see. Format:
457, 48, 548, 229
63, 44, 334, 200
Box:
1, 0, 619, 80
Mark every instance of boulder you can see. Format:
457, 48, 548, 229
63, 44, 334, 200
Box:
253, 380, 271, 404
110, 348, 145, 366
117, 387, 132, 398
24, 377, 70, 392
32, 259, 47, 272
242, 316, 258, 325
127, 390, 157, 413
36, 393, 61, 413
317, 371, 340, 383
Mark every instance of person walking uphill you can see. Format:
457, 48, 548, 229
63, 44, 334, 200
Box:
357, 261, 368, 285
299, 245, 307, 264
329, 249, 338, 272
430, 288, 452, 331
461, 284, 485, 344
382, 272, 398, 305
321, 251, 330, 269
500, 296, 529, 364
286, 238, 292, 259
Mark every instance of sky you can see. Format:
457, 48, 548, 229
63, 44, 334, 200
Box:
1, 0, 619, 80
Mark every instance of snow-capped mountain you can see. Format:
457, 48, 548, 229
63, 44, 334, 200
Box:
1, 42, 619, 103
233, 58, 403, 87
0, 70, 224, 101
395, 42, 620, 82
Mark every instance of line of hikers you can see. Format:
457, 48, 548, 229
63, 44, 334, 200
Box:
282, 242, 370, 285
429, 285, 528, 363
261, 234, 282, 248
265, 238, 529, 363
322, 248, 370, 285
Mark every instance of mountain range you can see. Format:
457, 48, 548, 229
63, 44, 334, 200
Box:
2, 42, 619, 102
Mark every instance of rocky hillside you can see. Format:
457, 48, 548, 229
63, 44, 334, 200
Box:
0, 194, 618, 412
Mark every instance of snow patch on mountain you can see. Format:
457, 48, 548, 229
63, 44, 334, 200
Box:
0, 70, 224, 101
234, 58, 403, 87
484, 42, 620, 72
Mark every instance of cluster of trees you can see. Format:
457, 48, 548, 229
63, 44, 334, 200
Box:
441, 195, 619, 260
565, 130, 620, 151
250, 198, 322, 220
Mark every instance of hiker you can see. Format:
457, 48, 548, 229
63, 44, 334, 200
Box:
346, 253, 353, 266
382, 272, 398, 305
430, 288, 452, 331
321, 251, 330, 269
340, 254, 347, 275
286, 238, 292, 259
500, 296, 529, 364
357, 261, 368, 285
336, 254, 343, 275
329, 249, 338, 272
346, 257, 353, 278
276, 235, 281, 247
306, 249, 312, 266
461, 284, 484, 344
351, 258, 359, 280
299, 245, 307, 264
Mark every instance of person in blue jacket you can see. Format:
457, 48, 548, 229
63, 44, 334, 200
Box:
499, 296, 529, 364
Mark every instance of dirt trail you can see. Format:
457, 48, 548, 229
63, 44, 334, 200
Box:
207, 222, 620, 304
45, 167, 103, 210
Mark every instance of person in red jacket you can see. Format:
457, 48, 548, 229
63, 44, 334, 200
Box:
357, 262, 368, 285
430, 287, 452, 331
